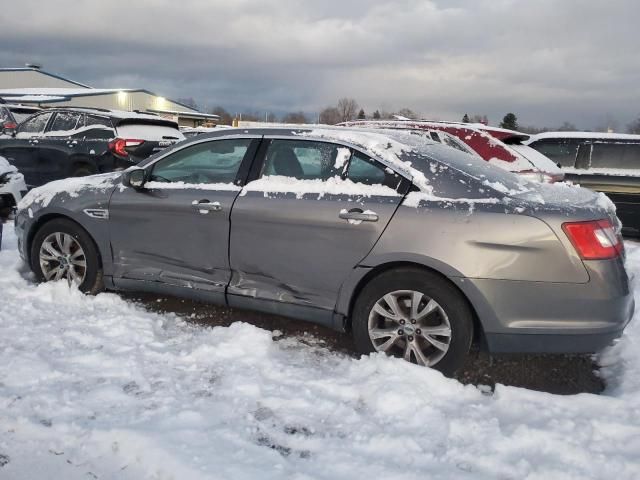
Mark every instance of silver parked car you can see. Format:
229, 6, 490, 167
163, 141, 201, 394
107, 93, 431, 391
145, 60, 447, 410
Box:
15, 128, 633, 374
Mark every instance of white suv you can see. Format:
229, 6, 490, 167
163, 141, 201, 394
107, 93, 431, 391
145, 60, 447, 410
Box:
0, 156, 27, 220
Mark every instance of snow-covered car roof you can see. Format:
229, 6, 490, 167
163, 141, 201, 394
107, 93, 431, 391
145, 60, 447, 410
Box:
527, 131, 640, 142
29, 107, 180, 128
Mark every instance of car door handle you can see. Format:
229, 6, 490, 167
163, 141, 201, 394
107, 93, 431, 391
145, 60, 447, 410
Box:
339, 208, 379, 223
192, 200, 222, 213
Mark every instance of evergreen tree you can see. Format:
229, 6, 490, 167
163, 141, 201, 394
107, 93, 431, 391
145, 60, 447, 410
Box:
373, 110, 381, 120
357, 108, 366, 119
462, 113, 470, 123
500, 113, 519, 130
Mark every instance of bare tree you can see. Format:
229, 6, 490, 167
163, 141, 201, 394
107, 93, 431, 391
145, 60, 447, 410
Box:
557, 121, 577, 132
281, 111, 309, 124
628, 116, 640, 134
319, 106, 342, 125
208, 106, 233, 125
337, 98, 359, 123
470, 114, 489, 124
395, 108, 418, 120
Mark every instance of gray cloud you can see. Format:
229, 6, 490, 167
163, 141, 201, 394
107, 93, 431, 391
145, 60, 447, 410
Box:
1, 0, 639, 129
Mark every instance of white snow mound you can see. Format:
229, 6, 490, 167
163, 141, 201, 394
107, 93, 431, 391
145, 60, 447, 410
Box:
0, 223, 639, 479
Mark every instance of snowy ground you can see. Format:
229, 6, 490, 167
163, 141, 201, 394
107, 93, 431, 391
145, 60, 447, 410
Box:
0, 223, 639, 480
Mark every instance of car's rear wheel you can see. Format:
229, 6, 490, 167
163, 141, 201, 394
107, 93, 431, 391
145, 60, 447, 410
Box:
30, 218, 103, 294
352, 268, 473, 375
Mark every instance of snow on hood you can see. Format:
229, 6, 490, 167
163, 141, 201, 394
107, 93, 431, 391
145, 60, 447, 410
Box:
18, 172, 120, 210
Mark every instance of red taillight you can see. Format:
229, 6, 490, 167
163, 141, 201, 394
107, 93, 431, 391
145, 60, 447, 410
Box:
3, 121, 17, 130
108, 138, 144, 158
562, 220, 623, 260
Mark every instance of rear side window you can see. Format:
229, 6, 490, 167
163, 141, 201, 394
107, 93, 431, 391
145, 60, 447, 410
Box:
346, 151, 403, 190
84, 115, 112, 128
0, 108, 7, 122
260, 140, 343, 180
49, 112, 82, 133
590, 143, 640, 169
531, 139, 579, 167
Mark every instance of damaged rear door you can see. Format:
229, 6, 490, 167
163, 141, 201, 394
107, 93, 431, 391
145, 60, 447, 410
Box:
228, 138, 410, 319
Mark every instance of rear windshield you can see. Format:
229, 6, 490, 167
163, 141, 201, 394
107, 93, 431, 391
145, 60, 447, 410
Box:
590, 142, 640, 169
10, 108, 40, 124
115, 123, 184, 141
402, 143, 531, 194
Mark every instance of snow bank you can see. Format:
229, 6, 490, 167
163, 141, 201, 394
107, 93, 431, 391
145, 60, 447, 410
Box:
0, 223, 639, 479
0, 155, 18, 174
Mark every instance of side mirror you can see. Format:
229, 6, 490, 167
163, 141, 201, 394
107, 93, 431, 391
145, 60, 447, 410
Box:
122, 168, 147, 189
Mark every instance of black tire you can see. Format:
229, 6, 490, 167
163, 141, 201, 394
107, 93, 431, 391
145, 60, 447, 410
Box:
70, 163, 96, 177
352, 267, 474, 376
30, 218, 104, 294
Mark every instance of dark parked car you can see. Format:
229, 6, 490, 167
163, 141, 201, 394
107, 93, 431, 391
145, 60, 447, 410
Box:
527, 132, 640, 236
0, 107, 185, 188
0, 101, 41, 136
15, 128, 633, 374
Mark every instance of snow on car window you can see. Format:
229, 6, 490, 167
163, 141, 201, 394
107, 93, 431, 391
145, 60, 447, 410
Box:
242, 175, 400, 199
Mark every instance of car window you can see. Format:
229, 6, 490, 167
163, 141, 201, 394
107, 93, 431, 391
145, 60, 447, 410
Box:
10, 108, 39, 124
430, 131, 440, 142
260, 140, 342, 180
346, 150, 403, 190
440, 132, 476, 155
84, 115, 113, 128
531, 139, 579, 167
150, 139, 251, 185
49, 112, 82, 133
590, 143, 640, 169
75, 126, 115, 140
17, 112, 52, 136
0, 108, 8, 122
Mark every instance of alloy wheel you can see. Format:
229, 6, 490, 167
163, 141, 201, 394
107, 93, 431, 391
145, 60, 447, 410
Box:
368, 289, 452, 366
39, 232, 87, 287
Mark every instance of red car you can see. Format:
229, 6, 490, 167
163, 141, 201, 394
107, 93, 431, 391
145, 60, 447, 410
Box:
341, 120, 564, 183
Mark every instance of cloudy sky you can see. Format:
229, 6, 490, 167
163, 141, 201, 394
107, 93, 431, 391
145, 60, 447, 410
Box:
1, 0, 638, 129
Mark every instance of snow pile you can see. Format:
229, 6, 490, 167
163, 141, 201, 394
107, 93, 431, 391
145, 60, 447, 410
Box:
17, 173, 119, 210
0, 155, 18, 174
0, 223, 639, 479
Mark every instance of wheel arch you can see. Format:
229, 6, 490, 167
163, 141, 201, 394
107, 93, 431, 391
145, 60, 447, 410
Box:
341, 260, 487, 347
26, 213, 103, 269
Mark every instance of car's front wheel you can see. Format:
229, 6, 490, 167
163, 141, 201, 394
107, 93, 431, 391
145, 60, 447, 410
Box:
352, 268, 474, 375
30, 218, 103, 294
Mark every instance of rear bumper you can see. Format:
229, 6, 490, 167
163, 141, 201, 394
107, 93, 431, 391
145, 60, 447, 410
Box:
483, 330, 626, 354
454, 260, 634, 353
